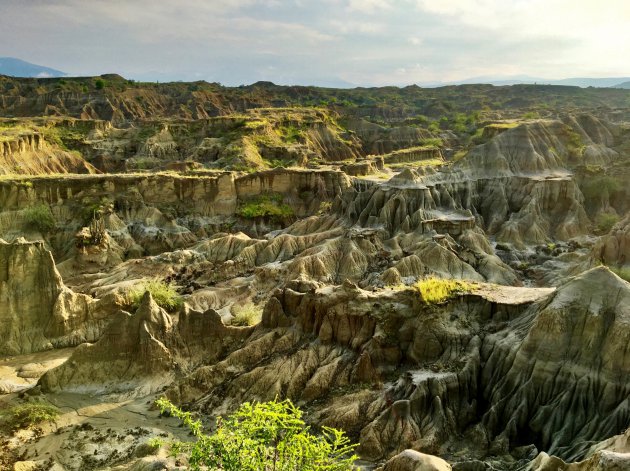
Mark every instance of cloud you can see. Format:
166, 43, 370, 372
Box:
347, 0, 392, 14
329, 20, 386, 35
0, 0, 628, 85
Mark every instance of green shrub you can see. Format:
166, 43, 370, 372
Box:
155, 398, 357, 471
596, 213, 620, 233
23, 204, 56, 233
582, 176, 621, 200
231, 302, 262, 326
414, 277, 475, 304
428, 121, 441, 133
128, 279, 183, 312
3, 402, 59, 430
237, 193, 294, 222
95, 79, 106, 90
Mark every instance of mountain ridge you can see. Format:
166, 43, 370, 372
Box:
0, 57, 65, 78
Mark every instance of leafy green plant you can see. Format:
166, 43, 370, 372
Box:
155, 398, 358, 471
3, 402, 59, 430
95, 79, 106, 90
414, 277, 475, 304
23, 204, 56, 233
128, 279, 183, 312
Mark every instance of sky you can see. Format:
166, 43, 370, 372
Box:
1, 0, 630, 86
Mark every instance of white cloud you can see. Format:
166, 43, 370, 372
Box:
330, 20, 386, 34
347, 0, 391, 14
1, 0, 629, 85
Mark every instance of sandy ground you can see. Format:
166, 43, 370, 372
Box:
0, 350, 191, 470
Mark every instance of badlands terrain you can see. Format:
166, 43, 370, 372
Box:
0, 74, 630, 470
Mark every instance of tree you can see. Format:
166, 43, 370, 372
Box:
156, 398, 358, 471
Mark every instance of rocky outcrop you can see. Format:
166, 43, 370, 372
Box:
0, 239, 114, 355
0, 169, 349, 264
378, 450, 452, 471
480, 267, 630, 461
0, 132, 97, 175
593, 211, 630, 266
24, 263, 630, 467
456, 117, 618, 178
344, 118, 436, 155
40, 293, 251, 395
383, 146, 443, 165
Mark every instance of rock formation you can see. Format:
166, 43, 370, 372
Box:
2, 76, 630, 471
0, 239, 113, 355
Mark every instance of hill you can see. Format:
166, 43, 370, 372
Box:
0, 57, 65, 78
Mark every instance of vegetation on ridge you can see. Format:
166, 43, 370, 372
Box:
128, 279, 183, 312
414, 277, 476, 304
237, 193, 295, 222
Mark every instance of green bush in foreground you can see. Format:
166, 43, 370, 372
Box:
128, 279, 183, 312
23, 204, 56, 233
3, 402, 59, 430
156, 398, 358, 471
414, 277, 475, 304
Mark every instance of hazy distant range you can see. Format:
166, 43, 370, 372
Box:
1, 56, 629, 89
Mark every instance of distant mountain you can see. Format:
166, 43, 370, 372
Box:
420, 75, 630, 88
0, 57, 65, 78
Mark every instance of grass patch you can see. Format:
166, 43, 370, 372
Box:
2, 402, 60, 430
419, 137, 443, 147
278, 124, 303, 143
452, 149, 469, 162
23, 204, 56, 233
128, 279, 183, 312
237, 193, 294, 222
413, 277, 476, 304
231, 302, 263, 326
610, 266, 630, 282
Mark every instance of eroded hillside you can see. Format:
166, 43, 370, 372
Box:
1, 76, 630, 471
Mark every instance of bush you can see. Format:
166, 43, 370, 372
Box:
596, 213, 620, 233
237, 193, 294, 222
95, 79, 106, 90
23, 204, 56, 233
128, 279, 183, 312
231, 302, 262, 326
581, 176, 621, 200
155, 398, 357, 471
414, 277, 475, 304
3, 402, 59, 430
